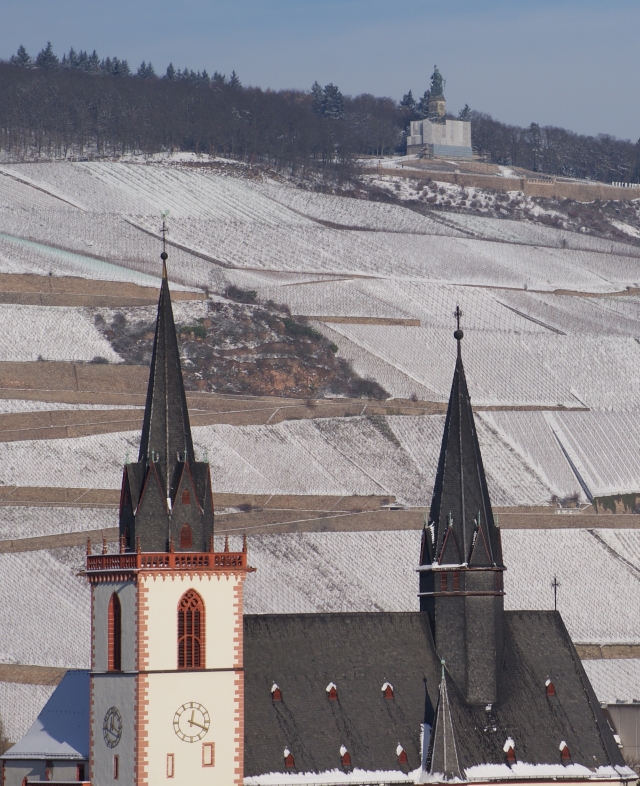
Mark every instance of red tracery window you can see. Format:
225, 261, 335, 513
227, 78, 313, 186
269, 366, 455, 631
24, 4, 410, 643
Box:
178, 589, 205, 669
180, 524, 193, 550
182, 489, 191, 505
108, 593, 122, 672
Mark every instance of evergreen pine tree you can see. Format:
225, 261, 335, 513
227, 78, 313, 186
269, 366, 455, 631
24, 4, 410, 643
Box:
228, 70, 241, 89
311, 81, 324, 113
10, 45, 32, 68
87, 51, 101, 73
165, 63, 176, 80
212, 72, 226, 90
36, 42, 59, 70
101, 57, 113, 74
416, 90, 430, 119
400, 90, 416, 110
137, 61, 156, 78
458, 104, 471, 121
76, 51, 89, 71
200, 69, 210, 87
322, 83, 344, 119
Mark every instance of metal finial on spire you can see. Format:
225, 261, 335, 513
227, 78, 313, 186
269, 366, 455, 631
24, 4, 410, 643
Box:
454, 304, 463, 354
441, 659, 446, 679
160, 211, 170, 279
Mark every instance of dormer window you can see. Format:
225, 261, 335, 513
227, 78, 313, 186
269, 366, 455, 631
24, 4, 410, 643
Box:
284, 748, 295, 768
546, 679, 556, 697
560, 741, 571, 763
503, 738, 516, 765
182, 489, 191, 505
382, 682, 394, 699
326, 682, 338, 700
396, 744, 408, 764
340, 746, 351, 768
271, 683, 282, 701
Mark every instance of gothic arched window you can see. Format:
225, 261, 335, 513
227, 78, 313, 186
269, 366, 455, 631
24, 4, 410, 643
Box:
178, 589, 205, 669
108, 593, 122, 671
180, 524, 193, 550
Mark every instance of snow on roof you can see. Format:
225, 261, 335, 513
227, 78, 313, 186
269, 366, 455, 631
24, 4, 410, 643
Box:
583, 660, 640, 705
244, 768, 418, 784
2, 670, 89, 760
463, 763, 635, 781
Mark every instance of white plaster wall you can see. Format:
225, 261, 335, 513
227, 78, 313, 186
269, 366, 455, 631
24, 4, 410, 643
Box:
145, 670, 238, 786
141, 572, 241, 671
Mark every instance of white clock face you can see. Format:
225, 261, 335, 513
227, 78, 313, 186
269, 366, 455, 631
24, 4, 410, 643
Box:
173, 702, 210, 742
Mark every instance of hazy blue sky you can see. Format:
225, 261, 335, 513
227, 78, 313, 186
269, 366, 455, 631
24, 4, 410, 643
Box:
3, 0, 638, 140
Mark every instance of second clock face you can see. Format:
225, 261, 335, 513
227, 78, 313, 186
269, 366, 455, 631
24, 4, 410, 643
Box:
103, 706, 123, 748
173, 702, 210, 742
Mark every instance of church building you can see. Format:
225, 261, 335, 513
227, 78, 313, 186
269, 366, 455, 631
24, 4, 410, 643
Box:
1, 253, 635, 786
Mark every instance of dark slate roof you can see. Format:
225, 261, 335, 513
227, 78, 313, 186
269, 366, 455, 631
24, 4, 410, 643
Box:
2, 671, 89, 760
138, 265, 194, 498
244, 610, 625, 779
424, 336, 502, 568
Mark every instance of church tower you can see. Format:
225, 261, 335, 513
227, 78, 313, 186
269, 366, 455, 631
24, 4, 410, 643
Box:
419, 310, 505, 705
87, 251, 249, 786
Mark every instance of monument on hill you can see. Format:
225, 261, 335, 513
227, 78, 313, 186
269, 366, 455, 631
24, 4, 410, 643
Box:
407, 66, 473, 159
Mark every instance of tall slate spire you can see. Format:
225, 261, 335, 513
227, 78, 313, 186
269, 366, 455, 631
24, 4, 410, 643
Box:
426, 308, 502, 568
138, 250, 194, 498
118, 247, 214, 553
420, 308, 505, 706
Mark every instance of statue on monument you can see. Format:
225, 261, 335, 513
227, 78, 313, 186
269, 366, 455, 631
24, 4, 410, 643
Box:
430, 65, 444, 97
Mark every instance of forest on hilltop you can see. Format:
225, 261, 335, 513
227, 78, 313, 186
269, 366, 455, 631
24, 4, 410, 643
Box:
1, 42, 639, 184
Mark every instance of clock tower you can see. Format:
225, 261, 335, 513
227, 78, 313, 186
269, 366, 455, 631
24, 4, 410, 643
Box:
87, 252, 250, 786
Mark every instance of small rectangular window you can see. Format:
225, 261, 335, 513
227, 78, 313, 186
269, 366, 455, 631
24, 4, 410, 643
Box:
77, 763, 85, 782
440, 573, 447, 592
182, 489, 191, 505
202, 742, 215, 767
453, 572, 460, 592
167, 754, 175, 778
113, 755, 119, 780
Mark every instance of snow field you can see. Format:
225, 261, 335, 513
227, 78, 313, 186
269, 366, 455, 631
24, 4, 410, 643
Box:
442, 213, 640, 257
0, 683, 56, 745
249, 180, 465, 235
0, 547, 90, 668
0, 304, 120, 362
0, 415, 555, 507
0, 216, 206, 290
583, 659, 640, 704
0, 506, 116, 541
0, 400, 143, 414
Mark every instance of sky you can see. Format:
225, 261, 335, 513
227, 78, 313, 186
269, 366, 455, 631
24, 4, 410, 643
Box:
2, 0, 639, 141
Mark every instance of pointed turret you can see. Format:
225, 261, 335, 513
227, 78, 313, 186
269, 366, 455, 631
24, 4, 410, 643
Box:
425, 662, 463, 781
138, 251, 195, 496
118, 249, 214, 553
420, 308, 505, 705
427, 316, 502, 568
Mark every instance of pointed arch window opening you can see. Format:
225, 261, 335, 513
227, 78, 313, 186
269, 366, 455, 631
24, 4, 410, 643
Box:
181, 489, 191, 505
178, 589, 205, 669
108, 593, 122, 672
180, 523, 193, 550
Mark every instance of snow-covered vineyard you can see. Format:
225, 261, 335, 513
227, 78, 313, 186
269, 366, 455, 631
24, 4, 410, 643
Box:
0, 408, 637, 505
1, 527, 639, 743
